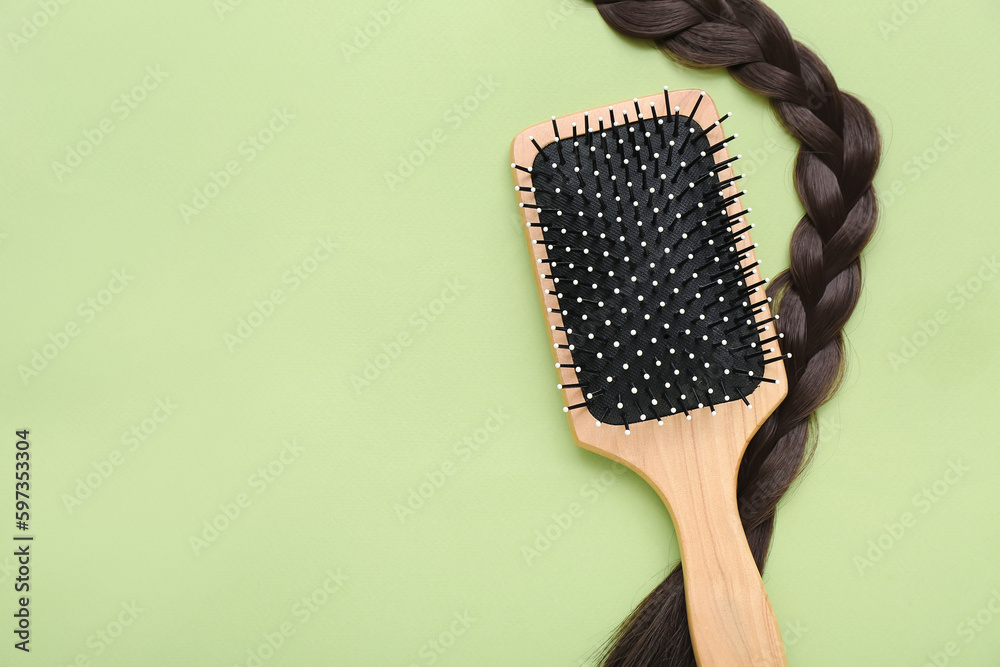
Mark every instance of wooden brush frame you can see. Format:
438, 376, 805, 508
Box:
511, 89, 789, 666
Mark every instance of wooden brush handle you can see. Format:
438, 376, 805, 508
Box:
648, 445, 787, 666
571, 401, 789, 665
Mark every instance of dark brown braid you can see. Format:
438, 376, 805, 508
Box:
589, 0, 881, 664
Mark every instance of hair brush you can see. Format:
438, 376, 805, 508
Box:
510, 88, 791, 666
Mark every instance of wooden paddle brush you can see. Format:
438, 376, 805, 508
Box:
510, 88, 789, 666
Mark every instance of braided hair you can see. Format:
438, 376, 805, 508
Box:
590, 1, 881, 664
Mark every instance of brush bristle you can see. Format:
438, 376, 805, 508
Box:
522, 99, 776, 427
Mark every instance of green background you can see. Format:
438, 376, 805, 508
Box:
1, 0, 998, 664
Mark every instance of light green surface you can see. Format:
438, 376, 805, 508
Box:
1, 0, 998, 665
